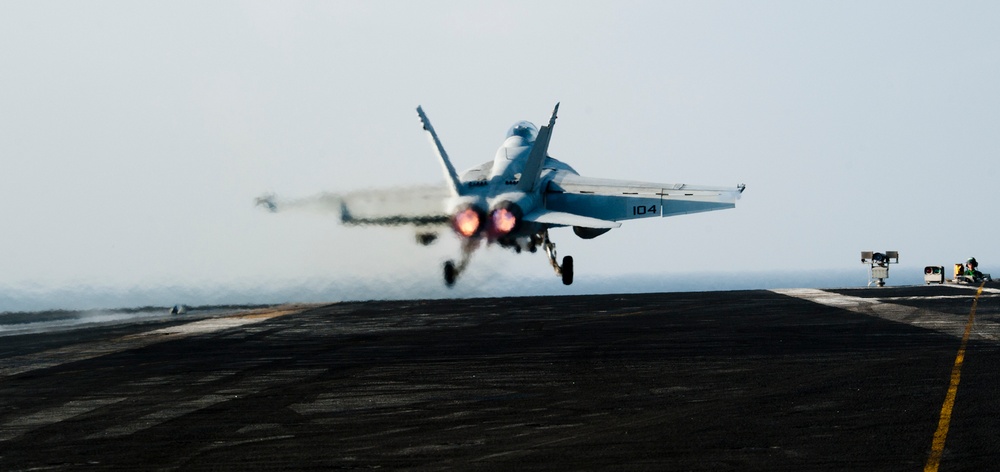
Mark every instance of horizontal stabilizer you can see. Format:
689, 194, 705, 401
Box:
523, 210, 621, 229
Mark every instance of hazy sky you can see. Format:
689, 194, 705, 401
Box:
2, 1, 999, 308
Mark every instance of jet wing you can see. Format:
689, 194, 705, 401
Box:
543, 173, 744, 223
256, 185, 451, 227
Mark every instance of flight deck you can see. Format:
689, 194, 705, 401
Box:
2, 285, 999, 470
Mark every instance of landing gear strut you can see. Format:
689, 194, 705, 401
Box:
542, 230, 574, 285
442, 232, 574, 287
443, 239, 477, 287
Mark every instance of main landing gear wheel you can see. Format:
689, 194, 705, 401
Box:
561, 255, 574, 285
444, 260, 457, 287
540, 230, 574, 286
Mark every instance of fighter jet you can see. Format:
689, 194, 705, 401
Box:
257, 104, 745, 287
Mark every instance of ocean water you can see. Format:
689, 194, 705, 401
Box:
0, 266, 927, 315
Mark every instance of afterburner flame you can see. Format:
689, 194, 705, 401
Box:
453, 208, 481, 237
491, 208, 517, 235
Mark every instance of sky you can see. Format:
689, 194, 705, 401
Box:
2, 1, 999, 311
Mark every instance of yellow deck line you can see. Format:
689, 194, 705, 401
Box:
924, 283, 984, 472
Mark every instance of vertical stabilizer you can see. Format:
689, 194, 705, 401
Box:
518, 102, 559, 193
417, 106, 463, 197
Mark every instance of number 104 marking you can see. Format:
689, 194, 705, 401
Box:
632, 205, 657, 215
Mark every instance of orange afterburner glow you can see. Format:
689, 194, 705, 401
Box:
491, 208, 517, 235
453, 208, 481, 237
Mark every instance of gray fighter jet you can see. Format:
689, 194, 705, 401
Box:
257, 104, 745, 287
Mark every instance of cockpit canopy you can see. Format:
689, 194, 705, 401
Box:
506, 120, 538, 142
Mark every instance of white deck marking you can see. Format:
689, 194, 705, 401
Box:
0, 306, 312, 379
0, 397, 126, 441
97, 394, 234, 438
90, 368, 326, 439
772, 289, 999, 341
942, 284, 1000, 295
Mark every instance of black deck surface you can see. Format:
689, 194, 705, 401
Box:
2, 287, 999, 471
